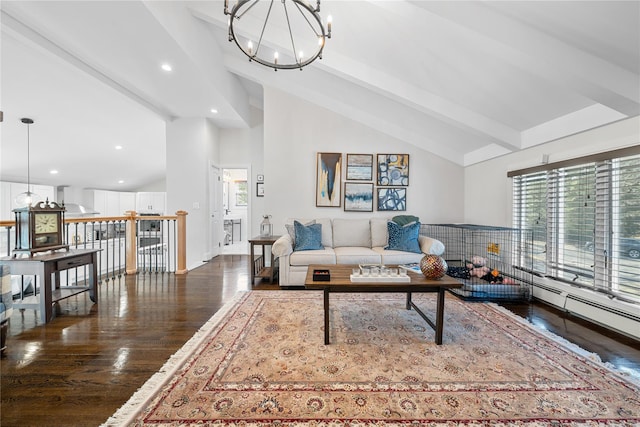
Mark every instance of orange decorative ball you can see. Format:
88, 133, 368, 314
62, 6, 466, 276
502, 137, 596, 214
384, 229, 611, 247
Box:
420, 255, 448, 279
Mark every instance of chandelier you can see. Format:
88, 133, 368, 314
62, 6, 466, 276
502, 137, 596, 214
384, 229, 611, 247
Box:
224, 0, 332, 71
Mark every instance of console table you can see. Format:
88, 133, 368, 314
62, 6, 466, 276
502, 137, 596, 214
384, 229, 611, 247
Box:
248, 235, 280, 285
0, 249, 100, 324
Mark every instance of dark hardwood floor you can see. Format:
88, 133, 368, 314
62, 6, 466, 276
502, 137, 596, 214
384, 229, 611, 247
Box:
1, 255, 639, 426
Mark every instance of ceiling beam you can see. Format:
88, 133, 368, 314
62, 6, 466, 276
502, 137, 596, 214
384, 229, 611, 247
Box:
190, 2, 523, 153
144, 1, 251, 128
412, 1, 640, 117
1, 9, 176, 122
224, 53, 473, 165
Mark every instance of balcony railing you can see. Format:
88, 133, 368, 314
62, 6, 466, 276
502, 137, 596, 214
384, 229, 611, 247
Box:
0, 211, 188, 287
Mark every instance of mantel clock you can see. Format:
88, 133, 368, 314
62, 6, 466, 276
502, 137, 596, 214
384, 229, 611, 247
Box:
13, 199, 69, 256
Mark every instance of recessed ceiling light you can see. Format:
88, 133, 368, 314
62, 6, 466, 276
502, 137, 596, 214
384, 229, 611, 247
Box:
50, 170, 58, 174
118, 180, 124, 184
115, 145, 123, 150
161, 63, 172, 72
210, 109, 218, 114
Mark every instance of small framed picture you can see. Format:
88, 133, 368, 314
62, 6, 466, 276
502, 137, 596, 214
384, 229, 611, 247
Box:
377, 187, 406, 211
346, 154, 373, 181
257, 174, 264, 182
377, 154, 409, 186
256, 182, 265, 197
344, 182, 373, 212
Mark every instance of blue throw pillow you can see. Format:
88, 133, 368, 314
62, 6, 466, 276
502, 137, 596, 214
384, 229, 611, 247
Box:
386, 221, 421, 253
294, 220, 323, 251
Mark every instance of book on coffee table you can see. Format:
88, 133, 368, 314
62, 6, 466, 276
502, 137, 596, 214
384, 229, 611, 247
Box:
398, 263, 421, 273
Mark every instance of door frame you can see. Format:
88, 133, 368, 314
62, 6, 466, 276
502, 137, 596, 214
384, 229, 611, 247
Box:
218, 164, 252, 253
207, 162, 223, 260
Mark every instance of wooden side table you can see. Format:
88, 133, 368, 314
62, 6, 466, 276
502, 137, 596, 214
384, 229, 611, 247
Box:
248, 235, 280, 285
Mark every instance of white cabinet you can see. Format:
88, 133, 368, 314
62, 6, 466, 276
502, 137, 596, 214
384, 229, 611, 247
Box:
106, 191, 120, 216
84, 190, 136, 217
0, 181, 55, 220
0, 182, 12, 221
136, 192, 166, 214
85, 190, 107, 216
120, 192, 136, 214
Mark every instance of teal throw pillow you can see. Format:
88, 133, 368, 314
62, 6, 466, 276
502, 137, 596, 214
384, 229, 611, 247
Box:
386, 221, 421, 253
294, 220, 323, 251
285, 220, 316, 242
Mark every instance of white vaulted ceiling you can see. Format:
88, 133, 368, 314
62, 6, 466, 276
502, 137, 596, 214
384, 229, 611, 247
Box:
1, 1, 638, 190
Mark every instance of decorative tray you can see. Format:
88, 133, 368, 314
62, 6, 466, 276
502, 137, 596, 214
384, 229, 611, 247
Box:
350, 275, 411, 283
313, 269, 331, 281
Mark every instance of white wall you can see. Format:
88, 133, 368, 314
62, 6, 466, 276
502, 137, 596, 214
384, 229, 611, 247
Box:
166, 118, 219, 270
464, 117, 640, 226
135, 178, 167, 192
262, 87, 465, 234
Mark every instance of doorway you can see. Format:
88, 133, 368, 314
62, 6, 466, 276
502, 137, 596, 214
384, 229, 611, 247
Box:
222, 168, 249, 254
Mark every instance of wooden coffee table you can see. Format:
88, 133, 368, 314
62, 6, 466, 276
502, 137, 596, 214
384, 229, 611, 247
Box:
305, 264, 462, 345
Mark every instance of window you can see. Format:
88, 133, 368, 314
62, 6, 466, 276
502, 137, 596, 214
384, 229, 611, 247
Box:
511, 147, 640, 303
235, 181, 248, 206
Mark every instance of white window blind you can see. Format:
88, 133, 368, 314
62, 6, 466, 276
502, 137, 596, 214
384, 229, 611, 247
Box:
511, 149, 640, 303
512, 171, 547, 274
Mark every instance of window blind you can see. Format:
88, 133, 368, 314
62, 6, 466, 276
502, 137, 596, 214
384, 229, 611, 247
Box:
512, 151, 640, 303
513, 171, 547, 274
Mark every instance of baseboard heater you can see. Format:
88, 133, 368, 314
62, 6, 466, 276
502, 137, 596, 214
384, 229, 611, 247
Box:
532, 282, 640, 340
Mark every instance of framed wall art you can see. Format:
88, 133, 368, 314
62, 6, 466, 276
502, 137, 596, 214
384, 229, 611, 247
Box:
344, 182, 374, 212
377, 187, 407, 211
346, 154, 373, 181
316, 152, 342, 207
377, 154, 409, 186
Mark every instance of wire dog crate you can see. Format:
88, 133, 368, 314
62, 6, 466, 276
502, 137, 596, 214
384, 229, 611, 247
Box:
422, 224, 533, 301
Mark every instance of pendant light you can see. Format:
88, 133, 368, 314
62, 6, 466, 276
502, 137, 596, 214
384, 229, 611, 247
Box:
14, 118, 42, 208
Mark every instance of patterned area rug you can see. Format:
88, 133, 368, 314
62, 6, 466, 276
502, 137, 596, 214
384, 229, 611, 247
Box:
104, 291, 640, 426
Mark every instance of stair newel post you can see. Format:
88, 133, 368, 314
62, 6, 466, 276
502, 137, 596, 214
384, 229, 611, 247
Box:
125, 210, 138, 275
176, 210, 188, 274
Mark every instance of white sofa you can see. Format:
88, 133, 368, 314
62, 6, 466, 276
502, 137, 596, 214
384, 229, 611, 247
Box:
272, 218, 445, 287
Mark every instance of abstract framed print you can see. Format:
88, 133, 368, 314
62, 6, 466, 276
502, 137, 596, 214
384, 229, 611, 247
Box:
377, 187, 407, 211
377, 154, 409, 186
316, 152, 342, 207
346, 154, 373, 181
344, 182, 374, 212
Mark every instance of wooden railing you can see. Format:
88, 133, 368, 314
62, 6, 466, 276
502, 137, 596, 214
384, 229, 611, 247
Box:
0, 211, 188, 284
